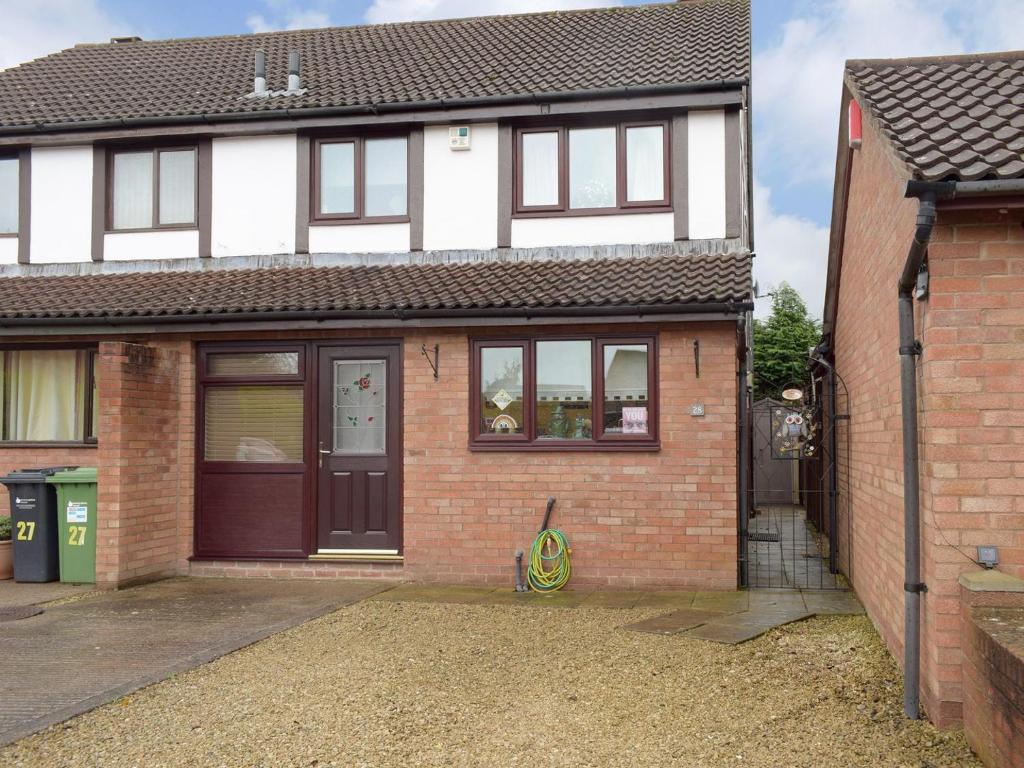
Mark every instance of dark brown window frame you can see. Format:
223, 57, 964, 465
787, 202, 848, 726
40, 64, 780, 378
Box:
106, 145, 199, 233
311, 134, 411, 225
0, 343, 99, 448
470, 334, 659, 452
0, 152, 18, 238
513, 120, 671, 218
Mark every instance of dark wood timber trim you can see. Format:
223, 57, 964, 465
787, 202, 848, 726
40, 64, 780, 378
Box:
408, 127, 424, 251
0, 89, 745, 148
198, 139, 213, 257
17, 148, 30, 264
497, 123, 513, 248
512, 119, 671, 218
672, 113, 688, 241
311, 133, 411, 225
724, 108, 742, 239
91, 145, 106, 262
295, 134, 311, 254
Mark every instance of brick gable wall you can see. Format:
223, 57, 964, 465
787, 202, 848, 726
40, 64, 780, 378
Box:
834, 111, 1024, 727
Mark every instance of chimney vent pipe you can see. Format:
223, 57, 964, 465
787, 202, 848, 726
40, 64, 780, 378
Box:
288, 50, 301, 92
254, 50, 267, 94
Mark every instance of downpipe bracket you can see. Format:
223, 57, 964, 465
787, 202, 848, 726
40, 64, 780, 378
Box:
904, 582, 928, 594
899, 341, 922, 357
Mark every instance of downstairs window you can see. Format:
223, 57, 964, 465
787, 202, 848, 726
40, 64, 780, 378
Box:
0, 349, 97, 443
471, 335, 657, 449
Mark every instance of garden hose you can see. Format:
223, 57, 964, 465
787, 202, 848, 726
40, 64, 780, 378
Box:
527, 528, 572, 592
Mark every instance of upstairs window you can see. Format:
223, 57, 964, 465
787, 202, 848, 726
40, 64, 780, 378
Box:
110, 147, 197, 231
471, 335, 658, 450
0, 349, 97, 443
0, 156, 18, 235
515, 121, 669, 216
314, 136, 409, 222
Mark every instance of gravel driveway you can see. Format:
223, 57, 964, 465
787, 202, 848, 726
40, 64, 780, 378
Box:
1, 600, 979, 767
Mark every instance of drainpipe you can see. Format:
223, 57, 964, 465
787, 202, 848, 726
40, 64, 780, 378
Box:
737, 316, 751, 587
897, 177, 1024, 719
899, 180, 953, 719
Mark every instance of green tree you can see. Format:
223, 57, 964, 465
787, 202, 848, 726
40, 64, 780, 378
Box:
753, 283, 821, 401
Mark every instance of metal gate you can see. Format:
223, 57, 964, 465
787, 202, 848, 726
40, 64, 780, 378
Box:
743, 363, 851, 590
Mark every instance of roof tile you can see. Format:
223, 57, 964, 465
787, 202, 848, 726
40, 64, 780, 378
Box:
0, 253, 753, 322
846, 51, 1024, 182
0, 0, 750, 130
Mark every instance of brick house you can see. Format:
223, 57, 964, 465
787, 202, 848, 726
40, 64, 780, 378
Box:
821, 50, 1024, 744
0, 2, 754, 590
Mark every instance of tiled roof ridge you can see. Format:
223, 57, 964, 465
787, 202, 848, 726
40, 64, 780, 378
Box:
63, 1, 707, 53
846, 49, 1024, 71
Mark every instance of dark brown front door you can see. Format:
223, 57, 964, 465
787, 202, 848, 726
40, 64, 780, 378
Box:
316, 345, 402, 553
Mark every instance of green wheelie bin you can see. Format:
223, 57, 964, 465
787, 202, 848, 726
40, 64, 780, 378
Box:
47, 468, 98, 584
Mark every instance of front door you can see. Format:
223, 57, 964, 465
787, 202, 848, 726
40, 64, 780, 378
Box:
316, 345, 402, 554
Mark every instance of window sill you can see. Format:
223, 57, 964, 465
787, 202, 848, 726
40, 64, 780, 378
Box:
513, 206, 672, 219
105, 226, 198, 235
0, 441, 98, 449
309, 217, 411, 227
469, 441, 660, 453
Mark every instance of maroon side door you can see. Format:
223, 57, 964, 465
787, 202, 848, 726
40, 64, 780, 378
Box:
316, 345, 402, 553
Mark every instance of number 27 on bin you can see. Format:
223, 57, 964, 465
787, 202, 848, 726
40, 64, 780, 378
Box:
16, 520, 35, 540
68, 526, 86, 546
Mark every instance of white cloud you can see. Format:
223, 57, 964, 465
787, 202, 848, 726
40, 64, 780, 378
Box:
0, 0, 131, 70
752, 182, 830, 320
246, 4, 330, 33
753, 0, 1020, 316
365, 0, 621, 24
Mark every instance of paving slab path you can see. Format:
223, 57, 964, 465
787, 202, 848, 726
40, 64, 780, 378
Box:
0, 577, 391, 746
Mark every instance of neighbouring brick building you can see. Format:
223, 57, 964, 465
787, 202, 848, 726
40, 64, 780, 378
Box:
821, 50, 1024, 756
0, 2, 754, 591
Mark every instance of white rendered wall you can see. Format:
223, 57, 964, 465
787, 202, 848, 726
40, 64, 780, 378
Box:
511, 213, 674, 249
687, 109, 727, 240
30, 146, 93, 263
423, 123, 498, 250
212, 135, 296, 257
0, 239, 17, 264
309, 223, 410, 253
104, 230, 199, 261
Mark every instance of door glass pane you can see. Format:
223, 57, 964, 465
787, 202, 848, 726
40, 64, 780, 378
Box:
204, 385, 304, 462
320, 142, 355, 214
536, 340, 592, 440
625, 126, 664, 202
480, 346, 524, 436
603, 344, 649, 435
569, 127, 616, 209
158, 149, 196, 225
0, 157, 18, 234
364, 137, 407, 217
207, 351, 300, 377
521, 132, 559, 206
333, 360, 386, 454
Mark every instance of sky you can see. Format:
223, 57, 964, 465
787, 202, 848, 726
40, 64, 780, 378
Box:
0, 0, 1020, 318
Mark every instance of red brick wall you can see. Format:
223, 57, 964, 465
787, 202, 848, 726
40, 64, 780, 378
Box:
400, 324, 738, 589
918, 207, 1024, 724
960, 584, 1024, 768
834, 111, 1024, 727
96, 341, 191, 587
0, 321, 738, 590
832, 114, 921, 691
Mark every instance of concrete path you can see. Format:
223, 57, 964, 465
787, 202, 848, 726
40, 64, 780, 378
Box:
0, 577, 390, 746
0, 581, 92, 609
